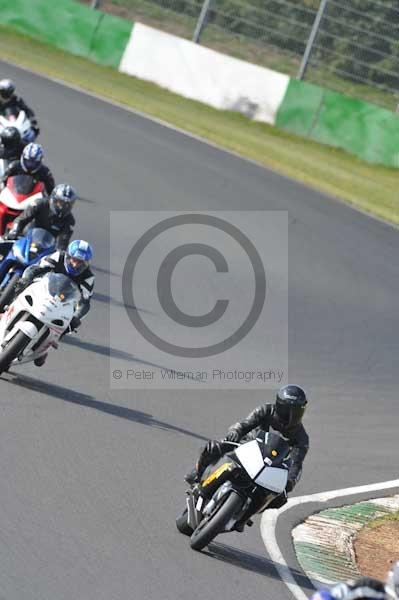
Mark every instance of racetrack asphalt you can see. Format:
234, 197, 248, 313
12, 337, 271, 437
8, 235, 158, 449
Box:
0, 60, 398, 600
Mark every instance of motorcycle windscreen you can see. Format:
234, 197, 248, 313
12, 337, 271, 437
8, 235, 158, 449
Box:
27, 228, 55, 259
235, 440, 265, 479
254, 466, 288, 493
46, 273, 79, 302
256, 430, 291, 466
8, 174, 35, 196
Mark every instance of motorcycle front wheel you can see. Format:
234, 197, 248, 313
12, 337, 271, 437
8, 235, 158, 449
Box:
0, 272, 20, 312
175, 508, 193, 536
0, 330, 30, 374
190, 491, 243, 551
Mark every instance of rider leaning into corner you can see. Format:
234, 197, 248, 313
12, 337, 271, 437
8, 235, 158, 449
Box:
312, 560, 399, 600
185, 384, 309, 512
2, 142, 55, 196
6, 183, 77, 251
12, 239, 95, 366
0, 79, 40, 140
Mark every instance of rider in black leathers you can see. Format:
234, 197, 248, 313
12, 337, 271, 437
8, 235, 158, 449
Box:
2, 143, 55, 196
185, 384, 309, 510
0, 79, 40, 138
12, 240, 94, 366
0, 127, 25, 162
6, 183, 77, 250
312, 577, 386, 600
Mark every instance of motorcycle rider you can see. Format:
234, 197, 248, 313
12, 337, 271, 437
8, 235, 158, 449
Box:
2, 143, 55, 196
0, 126, 25, 162
12, 239, 94, 366
311, 560, 399, 600
312, 579, 385, 600
0, 79, 39, 140
185, 384, 309, 512
6, 183, 77, 250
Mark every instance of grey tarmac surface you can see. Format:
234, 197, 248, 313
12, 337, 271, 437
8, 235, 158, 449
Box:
0, 61, 398, 600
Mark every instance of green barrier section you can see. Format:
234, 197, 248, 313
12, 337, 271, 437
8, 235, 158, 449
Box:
275, 79, 324, 137
277, 79, 399, 168
90, 14, 133, 67
0, 0, 132, 68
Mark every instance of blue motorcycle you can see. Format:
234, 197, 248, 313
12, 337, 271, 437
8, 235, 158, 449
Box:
0, 227, 56, 311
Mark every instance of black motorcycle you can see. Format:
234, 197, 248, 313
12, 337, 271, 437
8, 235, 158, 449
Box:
176, 430, 290, 551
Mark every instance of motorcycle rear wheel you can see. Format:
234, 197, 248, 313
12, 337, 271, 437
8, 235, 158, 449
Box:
190, 491, 243, 551
0, 330, 30, 374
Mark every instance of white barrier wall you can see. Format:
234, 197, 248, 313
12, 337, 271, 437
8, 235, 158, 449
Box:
119, 23, 290, 125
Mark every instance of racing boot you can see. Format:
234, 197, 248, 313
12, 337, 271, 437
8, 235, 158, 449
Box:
34, 353, 47, 367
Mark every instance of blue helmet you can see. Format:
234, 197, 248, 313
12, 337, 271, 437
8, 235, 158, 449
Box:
64, 240, 93, 276
21, 142, 43, 173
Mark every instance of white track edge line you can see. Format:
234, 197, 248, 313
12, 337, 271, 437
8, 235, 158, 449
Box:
260, 479, 399, 600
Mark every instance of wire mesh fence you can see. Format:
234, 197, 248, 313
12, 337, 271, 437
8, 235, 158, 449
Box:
81, 0, 399, 110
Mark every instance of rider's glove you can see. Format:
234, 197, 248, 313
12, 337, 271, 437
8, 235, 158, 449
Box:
6, 228, 19, 241
205, 440, 224, 460
224, 429, 241, 443
13, 279, 28, 296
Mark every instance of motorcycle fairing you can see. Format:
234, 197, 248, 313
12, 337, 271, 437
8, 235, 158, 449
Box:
254, 466, 288, 493
235, 440, 265, 479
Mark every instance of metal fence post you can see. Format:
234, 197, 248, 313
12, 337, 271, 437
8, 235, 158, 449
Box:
193, 0, 213, 44
297, 0, 329, 80
91, 0, 101, 8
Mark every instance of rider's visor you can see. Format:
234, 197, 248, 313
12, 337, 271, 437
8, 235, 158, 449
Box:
53, 199, 66, 212
0, 90, 13, 100
66, 255, 87, 275
23, 158, 40, 170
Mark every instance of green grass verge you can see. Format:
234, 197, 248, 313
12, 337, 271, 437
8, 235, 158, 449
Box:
365, 511, 399, 529
0, 25, 397, 225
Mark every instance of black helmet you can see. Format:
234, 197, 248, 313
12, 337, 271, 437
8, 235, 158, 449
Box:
49, 183, 77, 218
275, 384, 307, 428
0, 79, 16, 103
0, 126, 21, 151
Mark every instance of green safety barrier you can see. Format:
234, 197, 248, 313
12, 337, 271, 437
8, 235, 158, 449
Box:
0, 0, 132, 68
276, 79, 399, 168
1, 0, 397, 168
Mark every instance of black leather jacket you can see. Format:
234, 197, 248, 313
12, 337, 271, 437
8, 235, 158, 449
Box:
0, 140, 26, 162
227, 403, 309, 486
12, 197, 75, 250
3, 160, 55, 196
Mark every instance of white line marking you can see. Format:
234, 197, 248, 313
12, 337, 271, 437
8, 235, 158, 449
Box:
260, 479, 399, 600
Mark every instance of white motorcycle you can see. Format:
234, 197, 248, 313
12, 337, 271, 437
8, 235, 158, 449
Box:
176, 430, 290, 551
0, 272, 79, 373
0, 110, 36, 145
